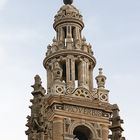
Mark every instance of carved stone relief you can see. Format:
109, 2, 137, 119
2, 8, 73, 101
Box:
72, 88, 92, 99
98, 92, 108, 103
52, 84, 65, 95
64, 118, 72, 133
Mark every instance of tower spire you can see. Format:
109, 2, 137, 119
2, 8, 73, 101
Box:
63, 0, 73, 5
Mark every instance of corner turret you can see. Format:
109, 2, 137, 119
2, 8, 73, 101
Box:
95, 68, 109, 103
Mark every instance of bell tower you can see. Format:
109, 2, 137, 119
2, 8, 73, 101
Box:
25, 1, 125, 140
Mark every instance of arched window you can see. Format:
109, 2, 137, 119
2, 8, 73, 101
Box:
73, 125, 92, 140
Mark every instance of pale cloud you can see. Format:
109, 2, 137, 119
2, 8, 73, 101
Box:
0, 27, 44, 49
0, 27, 40, 67
0, 0, 7, 10
0, 28, 39, 42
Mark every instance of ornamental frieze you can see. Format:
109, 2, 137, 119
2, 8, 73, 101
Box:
51, 104, 110, 118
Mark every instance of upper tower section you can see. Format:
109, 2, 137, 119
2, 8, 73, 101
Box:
53, 3, 85, 50
54, 0, 83, 44
43, 1, 96, 98
44, 1, 94, 54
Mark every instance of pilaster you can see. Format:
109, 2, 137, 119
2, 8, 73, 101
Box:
89, 65, 94, 91
53, 117, 64, 140
102, 124, 109, 140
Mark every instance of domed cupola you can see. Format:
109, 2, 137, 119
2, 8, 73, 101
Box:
54, 4, 84, 29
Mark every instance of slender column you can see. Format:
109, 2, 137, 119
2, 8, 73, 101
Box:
89, 65, 94, 91
87, 62, 89, 89
66, 57, 70, 84
73, 27, 76, 40
56, 27, 58, 41
83, 60, 86, 85
60, 27, 65, 42
75, 27, 81, 49
66, 26, 73, 49
75, 27, 80, 40
67, 26, 72, 37
85, 58, 89, 89
51, 59, 57, 85
102, 125, 109, 140
47, 66, 52, 94
57, 27, 65, 49
66, 55, 75, 89
78, 59, 84, 87
71, 56, 75, 88
78, 58, 90, 89
57, 28, 61, 41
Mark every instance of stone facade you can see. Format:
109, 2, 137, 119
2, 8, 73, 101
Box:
26, 1, 125, 140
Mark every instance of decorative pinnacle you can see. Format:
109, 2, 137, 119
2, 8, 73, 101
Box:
31, 75, 46, 96
63, 0, 73, 5
95, 68, 107, 88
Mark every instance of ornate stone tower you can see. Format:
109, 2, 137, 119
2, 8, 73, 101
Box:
26, 1, 125, 140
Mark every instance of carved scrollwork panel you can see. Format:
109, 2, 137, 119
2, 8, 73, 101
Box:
72, 88, 93, 99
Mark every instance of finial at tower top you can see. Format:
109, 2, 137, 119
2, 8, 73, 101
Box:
99, 68, 103, 75
63, 0, 73, 5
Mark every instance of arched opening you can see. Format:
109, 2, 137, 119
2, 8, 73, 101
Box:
73, 125, 92, 140
61, 62, 66, 83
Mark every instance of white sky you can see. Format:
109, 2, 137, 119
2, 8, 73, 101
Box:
0, 0, 140, 139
